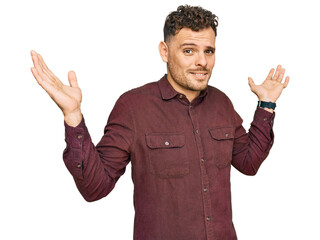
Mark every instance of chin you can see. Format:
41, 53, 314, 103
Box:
188, 79, 210, 91
188, 82, 208, 91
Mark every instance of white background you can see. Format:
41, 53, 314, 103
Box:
1, 0, 319, 239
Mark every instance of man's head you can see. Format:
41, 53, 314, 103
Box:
159, 5, 219, 101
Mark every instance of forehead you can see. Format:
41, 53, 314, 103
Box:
170, 27, 216, 47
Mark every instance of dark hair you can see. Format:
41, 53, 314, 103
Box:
164, 5, 219, 42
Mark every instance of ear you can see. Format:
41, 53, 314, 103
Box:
158, 41, 169, 63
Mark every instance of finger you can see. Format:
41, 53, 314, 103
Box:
31, 67, 56, 95
31, 52, 58, 86
37, 53, 59, 85
68, 71, 79, 88
272, 65, 282, 80
30, 66, 44, 85
31, 52, 54, 83
31, 51, 43, 74
277, 68, 286, 82
37, 53, 57, 79
266, 68, 275, 80
283, 76, 290, 88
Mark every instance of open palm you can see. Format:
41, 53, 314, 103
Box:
248, 65, 290, 103
30, 51, 82, 123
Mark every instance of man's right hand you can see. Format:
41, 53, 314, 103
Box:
30, 50, 83, 127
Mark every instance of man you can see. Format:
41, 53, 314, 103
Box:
30, 5, 289, 240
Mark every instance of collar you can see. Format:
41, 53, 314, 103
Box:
158, 74, 208, 100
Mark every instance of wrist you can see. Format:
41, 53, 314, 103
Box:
64, 110, 82, 127
257, 101, 275, 113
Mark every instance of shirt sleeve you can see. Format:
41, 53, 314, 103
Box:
231, 107, 275, 175
63, 95, 135, 201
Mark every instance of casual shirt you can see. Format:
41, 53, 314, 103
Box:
63, 75, 275, 240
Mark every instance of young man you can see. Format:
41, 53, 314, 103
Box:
30, 5, 289, 240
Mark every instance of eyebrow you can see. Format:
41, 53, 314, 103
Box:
180, 43, 215, 51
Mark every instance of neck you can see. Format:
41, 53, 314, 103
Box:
166, 74, 200, 103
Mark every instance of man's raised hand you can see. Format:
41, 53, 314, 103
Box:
30, 50, 82, 126
248, 65, 290, 104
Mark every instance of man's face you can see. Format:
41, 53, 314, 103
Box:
163, 27, 216, 94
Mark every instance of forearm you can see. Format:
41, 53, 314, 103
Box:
63, 117, 116, 202
232, 107, 275, 175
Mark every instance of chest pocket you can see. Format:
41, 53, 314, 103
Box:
209, 127, 235, 169
145, 133, 189, 178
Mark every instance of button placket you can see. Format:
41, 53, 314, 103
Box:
187, 103, 213, 238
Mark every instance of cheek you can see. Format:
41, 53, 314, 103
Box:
177, 56, 194, 71
168, 52, 194, 72
207, 56, 215, 69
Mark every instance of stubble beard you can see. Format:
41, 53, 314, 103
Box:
167, 61, 211, 92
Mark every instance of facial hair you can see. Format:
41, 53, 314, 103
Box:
167, 61, 212, 92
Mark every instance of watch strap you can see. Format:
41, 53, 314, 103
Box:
257, 101, 276, 110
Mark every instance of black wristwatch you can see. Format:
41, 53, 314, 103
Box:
257, 101, 276, 110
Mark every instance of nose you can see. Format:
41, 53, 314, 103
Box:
195, 52, 207, 67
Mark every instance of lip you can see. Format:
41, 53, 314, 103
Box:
190, 72, 208, 75
190, 72, 208, 80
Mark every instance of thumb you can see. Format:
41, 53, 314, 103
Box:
248, 77, 255, 90
68, 71, 78, 88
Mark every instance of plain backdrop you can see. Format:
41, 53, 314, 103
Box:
1, 0, 319, 239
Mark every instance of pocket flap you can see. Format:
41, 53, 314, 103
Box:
209, 127, 234, 140
146, 133, 185, 149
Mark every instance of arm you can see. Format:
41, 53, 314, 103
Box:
231, 108, 275, 175
30, 51, 133, 201
231, 65, 289, 175
63, 96, 134, 202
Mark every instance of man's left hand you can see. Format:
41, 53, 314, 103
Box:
248, 65, 290, 103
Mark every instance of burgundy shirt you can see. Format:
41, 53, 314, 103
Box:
63, 75, 275, 240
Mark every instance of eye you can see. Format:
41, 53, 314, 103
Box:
183, 49, 193, 55
205, 49, 215, 55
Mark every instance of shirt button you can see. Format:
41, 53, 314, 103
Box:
77, 134, 83, 139
179, 95, 183, 99
225, 133, 229, 137
195, 129, 199, 134
263, 117, 267, 121
189, 105, 192, 109
165, 141, 170, 146
204, 188, 208, 192
207, 217, 210, 221
76, 163, 82, 168
201, 158, 205, 163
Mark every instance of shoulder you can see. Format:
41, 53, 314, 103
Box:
207, 85, 233, 104
110, 80, 161, 111
117, 80, 160, 102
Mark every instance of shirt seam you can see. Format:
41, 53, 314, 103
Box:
124, 95, 137, 153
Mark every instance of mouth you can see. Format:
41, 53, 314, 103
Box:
189, 72, 208, 80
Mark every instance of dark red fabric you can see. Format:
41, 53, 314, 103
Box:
63, 75, 275, 240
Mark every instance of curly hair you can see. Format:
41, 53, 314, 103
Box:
164, 5, 219, 42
